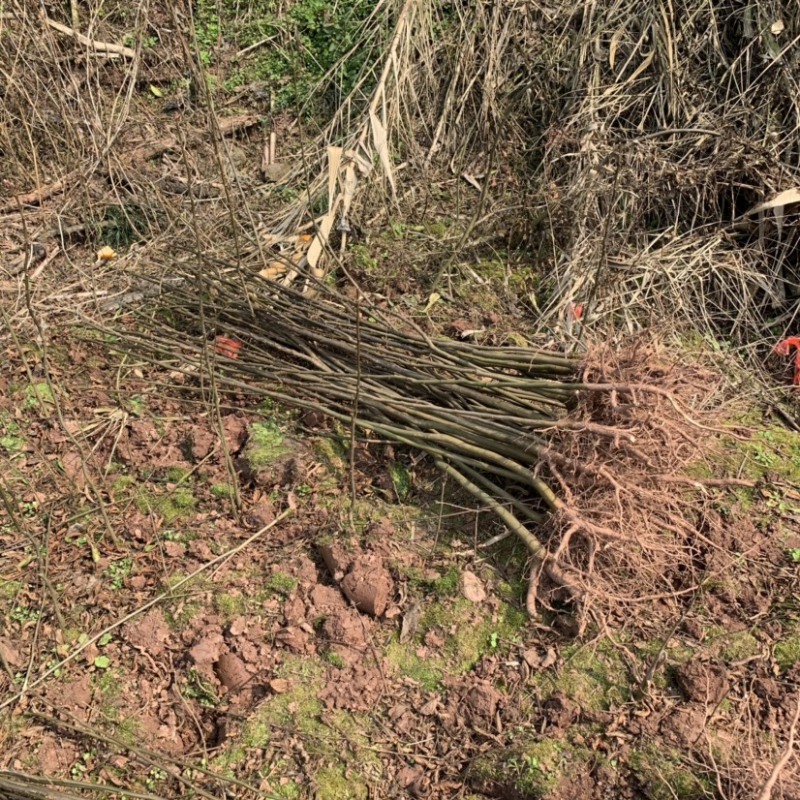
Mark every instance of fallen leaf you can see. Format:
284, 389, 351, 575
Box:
419, 698, 439, 716
461, 570, 486, 603
149, 85, 164, 97
270, 678, 290, 694
424, 292, 441, 313
749, 187, 800, 215
0, 637, 22, 667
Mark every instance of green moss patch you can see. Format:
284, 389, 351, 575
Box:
470, 739, 592, 799
386, 596, 527, 690
135, 486, 196, 523
630, 746, 713, 800
775, 629, 800, 669
245, 421, 291, 469
535, 640, 629, 711
217, 658, 377, 794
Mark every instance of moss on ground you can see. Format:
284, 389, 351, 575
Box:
245, 421, 290, 468
775, 628, 800, 669
386, 596, 527, 690
706, 422, 800, 516
630, 746, 713, 800
709, 629, 760, 663
315, 766, 368, 800
313, 436, 348, 475
265, 572, 298, 597
134, 485, 196, 523
534, 639, 629, 711
218, 658, 377, 793
470, 738, 592, 799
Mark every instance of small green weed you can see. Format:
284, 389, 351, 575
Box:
105, 558, 133, 590
184, 669, 219, 707
23, 382, 55, 411
10, 605, 40, 624
388, 462, 411, 499
145, 768, 168, 792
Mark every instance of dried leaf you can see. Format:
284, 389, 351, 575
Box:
327, 146, 343, 209
423, 292, 441, 312
149, 85, 164, 97
369, 109, 396, 196
749, 187, 800, 215
461, 570, 486, 603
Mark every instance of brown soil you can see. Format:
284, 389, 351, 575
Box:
1, 334, 799, 800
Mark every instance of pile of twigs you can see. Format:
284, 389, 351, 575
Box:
105, 260, 626, 612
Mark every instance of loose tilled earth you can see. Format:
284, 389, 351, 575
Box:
1, 327, 800, 800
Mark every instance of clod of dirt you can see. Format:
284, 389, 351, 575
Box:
461, 570, 487, 603
318, 541, 394, 617
37, 737, 78, 775
322, 608, 369, 663
123, 610, 172, 658
283, 595, 307, 625
189, 632, 224, 670
215, 653, 250, 691
61, 674, 92, 710
661, 706, 708, 747
237, 426, 310, 489
341, 555, 393, 617
222, 415, 248, 453
244, 499, 275, 529
190, 427, 215, 460
464, 682, 501, 724
276, 626, 311, 653
674, 658, 728, 703
318, 540, 352, 580
542, 692, 580, 732
287, 554, 319, 584
366, 517, 396, 541
308, 584, 344, 614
